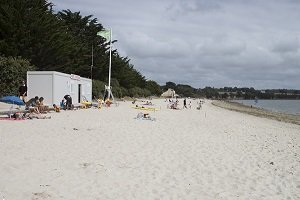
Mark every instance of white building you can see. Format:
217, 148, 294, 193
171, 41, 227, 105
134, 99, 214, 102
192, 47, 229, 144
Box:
27, 71, 92, 106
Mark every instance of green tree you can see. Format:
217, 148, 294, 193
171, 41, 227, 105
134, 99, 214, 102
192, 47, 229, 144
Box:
0, 0, 76, 71
165, 82, 177, 90
176, 84, 195, 97
0, 1, 161, 98
145, 80, 162, 96
0, 56, 36, 96
92, 79, 105, 99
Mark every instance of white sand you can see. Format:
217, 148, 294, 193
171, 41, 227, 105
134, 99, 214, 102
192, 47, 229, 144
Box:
0, 99, 299, 199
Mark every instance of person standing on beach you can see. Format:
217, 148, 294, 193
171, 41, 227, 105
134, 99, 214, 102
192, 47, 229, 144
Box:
64, 95, 73, 110
18, 80, 27, 103
183, 98, 187, 109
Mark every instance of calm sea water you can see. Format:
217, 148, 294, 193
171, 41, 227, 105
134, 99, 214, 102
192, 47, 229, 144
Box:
232, 100, 300, 115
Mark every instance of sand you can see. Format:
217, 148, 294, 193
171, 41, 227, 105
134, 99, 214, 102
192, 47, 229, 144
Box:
212, 100, 300, 125
0, 99, 299, 199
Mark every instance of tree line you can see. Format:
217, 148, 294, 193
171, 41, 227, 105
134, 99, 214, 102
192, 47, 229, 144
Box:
161, 82, 300, 99
0, 0, 162, 98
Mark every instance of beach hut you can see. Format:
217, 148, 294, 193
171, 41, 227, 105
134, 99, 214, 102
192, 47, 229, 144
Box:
27, 71, 92, 106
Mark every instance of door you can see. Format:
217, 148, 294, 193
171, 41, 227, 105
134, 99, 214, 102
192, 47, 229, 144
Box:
78, 84, 81, 103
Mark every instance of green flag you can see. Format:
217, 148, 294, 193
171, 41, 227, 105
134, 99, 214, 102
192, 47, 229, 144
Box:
97, 30, 111, 42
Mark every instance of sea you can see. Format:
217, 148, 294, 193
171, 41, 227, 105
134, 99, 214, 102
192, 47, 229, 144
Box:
232, 100, 300, 116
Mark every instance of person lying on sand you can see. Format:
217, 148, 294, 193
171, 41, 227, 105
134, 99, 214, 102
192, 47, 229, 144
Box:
135, 112, 156, 121
25, 112, 51, 119
8, 112, 50, 120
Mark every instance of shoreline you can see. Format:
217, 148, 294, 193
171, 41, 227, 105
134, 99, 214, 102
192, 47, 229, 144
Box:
212, 100, 300, 125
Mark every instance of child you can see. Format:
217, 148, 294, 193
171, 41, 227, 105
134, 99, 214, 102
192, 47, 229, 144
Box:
60, 99, 66, 110
53, 104, 60, 112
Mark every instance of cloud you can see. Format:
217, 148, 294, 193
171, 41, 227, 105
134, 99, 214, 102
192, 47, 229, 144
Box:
51, 0, 300, 89
165, 0, 222, 20
195, 36, 246, 56
271, 36, 299, 53
118, 31, 189, 59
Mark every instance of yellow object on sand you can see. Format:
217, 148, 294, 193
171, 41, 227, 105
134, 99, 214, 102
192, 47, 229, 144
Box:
97, 99, 104, 109
81, 101, 92, 109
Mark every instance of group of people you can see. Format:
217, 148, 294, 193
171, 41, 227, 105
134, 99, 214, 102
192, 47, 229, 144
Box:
183, 98, 192, 109
17, 80, 77, 118
167, 98, 204, 110
25, 96, 48, 113
60, 95, 73, 110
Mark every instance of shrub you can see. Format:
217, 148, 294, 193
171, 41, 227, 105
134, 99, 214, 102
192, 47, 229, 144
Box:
0, 56, 35, 97
92, 79, 106, 99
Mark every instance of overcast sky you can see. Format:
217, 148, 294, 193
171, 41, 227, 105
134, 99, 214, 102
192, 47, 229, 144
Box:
51, 0, 300, 89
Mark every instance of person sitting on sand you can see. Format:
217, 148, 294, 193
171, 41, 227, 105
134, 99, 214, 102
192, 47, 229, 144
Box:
168, 101, 179, 110
97, 98, 104, 109
60, 99, 66, 110
53, 104, 60, 112
144, 101, 153, 106
25, 96, 38, 108
25, 96, 40, 114
37, 97, 49, 113
105, 98, 112, 107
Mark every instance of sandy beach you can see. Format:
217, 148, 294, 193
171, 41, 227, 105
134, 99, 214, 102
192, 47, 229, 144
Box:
212, 100, 300, 125
0, 99, 299, 199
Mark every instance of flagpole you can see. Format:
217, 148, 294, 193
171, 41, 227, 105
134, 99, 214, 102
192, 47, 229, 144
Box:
97, 29, 115, 103
108, 28, 112, 89
91, 45, 93, 80
107, 28, 115, 103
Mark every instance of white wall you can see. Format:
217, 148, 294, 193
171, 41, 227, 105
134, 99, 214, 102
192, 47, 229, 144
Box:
53, 73, 72, 105
80, 78, 92, 102
27, 73, 53, 105
52, 74, 92, 105
27, 71, 92, 106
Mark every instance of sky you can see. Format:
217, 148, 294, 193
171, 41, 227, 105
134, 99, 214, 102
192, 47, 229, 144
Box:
50, 0, 300, 89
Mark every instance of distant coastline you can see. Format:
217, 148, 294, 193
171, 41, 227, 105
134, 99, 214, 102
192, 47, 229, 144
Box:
212, 100, 300, 125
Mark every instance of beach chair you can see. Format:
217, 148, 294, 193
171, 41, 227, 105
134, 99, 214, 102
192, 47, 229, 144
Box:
80, 96, 92, 109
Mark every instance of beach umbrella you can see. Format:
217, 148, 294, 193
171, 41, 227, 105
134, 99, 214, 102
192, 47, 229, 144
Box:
0, 96, 25, 106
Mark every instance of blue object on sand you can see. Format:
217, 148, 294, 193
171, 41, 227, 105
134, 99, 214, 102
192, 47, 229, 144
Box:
0, 96, 25, 106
